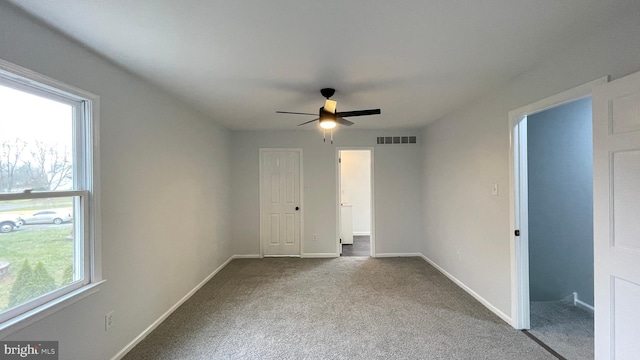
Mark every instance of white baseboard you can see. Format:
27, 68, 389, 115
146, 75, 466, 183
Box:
111, 255, 235, 360
575, 298, 594, 313
301, 253, 338, 258
375, 252, 422, 258
231, 254, 261, 259
573, 293, 595, 314
419, 254, 512, 325
353, 231, 371, 236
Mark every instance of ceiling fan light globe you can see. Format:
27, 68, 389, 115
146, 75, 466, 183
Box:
320, 120, 336, 129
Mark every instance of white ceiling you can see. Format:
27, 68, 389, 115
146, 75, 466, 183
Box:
8, 0, 640, 130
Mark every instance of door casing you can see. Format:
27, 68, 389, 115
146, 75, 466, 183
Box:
336, 147, 375, 257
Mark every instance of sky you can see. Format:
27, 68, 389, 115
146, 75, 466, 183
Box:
0, 83, 73, 157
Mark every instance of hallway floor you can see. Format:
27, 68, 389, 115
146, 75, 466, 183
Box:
341, 235, 370, 256
528, 301, 594, 359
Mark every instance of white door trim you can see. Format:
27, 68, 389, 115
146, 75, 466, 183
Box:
336, 148, 375, 257
259, 148, 304, 257
508, 76, 608, 329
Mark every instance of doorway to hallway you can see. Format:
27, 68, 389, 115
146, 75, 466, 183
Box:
525, 97, 594, 360
338, 149, 373, 257
508, 78, 608, 358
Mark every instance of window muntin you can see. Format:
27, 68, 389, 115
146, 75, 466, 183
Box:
0, 63, 98, 330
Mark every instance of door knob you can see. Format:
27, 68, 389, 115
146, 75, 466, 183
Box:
295, 206, 300, 211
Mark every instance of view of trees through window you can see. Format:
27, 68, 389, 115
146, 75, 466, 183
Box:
0, 84, 73, 193
0, 138, 73, 192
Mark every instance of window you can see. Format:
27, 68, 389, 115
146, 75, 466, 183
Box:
0, 60, 101, 334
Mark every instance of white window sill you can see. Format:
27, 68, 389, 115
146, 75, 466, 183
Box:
0, 280, 106, 339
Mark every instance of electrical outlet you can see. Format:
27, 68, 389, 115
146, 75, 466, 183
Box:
492, 183, 499, 196
312, 234, 317, 241
456, 251, 461, 262
105, 311, 115, 331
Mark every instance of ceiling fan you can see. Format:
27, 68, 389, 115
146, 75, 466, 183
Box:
276, 88, 381, 143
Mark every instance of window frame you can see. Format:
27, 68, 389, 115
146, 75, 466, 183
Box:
0, 59, 103, 337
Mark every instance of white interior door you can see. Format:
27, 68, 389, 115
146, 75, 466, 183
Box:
261, 149, 301, 256
593, 71, 640, 359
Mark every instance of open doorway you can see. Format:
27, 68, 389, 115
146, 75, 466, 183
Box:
509, 78, 607, 359
526, 97, 594, 359
338, 149, 373, 257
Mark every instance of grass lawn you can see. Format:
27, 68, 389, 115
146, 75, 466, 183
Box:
0, 227, 73, 311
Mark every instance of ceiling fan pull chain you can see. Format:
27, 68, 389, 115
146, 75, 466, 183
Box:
331, 129, 334, 144
323, 128, 326, 142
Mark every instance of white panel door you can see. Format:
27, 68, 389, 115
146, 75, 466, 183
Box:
261, 150, 301, 256
593, 71, 640, 359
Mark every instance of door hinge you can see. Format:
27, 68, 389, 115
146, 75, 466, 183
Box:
339, 238, 342, 243
515, 230, 520, 236
339, 158, 341, 163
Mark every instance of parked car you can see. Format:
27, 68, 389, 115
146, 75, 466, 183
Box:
21, 209, 72, 225
0, 214, 24, 233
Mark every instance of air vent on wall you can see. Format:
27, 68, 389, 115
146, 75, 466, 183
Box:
376, 136, 417, 145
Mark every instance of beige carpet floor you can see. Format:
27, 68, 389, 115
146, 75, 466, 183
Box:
123, 257, 555, 359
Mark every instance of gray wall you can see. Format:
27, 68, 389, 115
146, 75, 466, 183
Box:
421, 10, 640, 320
527, 98, 594, 305
1, 3, 232, 359
231, 130, 424, 256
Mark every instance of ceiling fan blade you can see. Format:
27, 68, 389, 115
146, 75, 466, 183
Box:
297, 118, 319, 126
324, 99, 337, 114
276, 111, 317, 116
337, 118, 354, 126
335, 109, 381, 117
